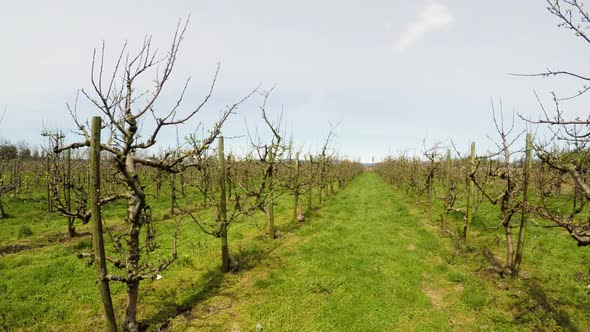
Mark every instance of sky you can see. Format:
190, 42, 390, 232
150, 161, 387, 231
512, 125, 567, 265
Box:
1, 0, 589, 162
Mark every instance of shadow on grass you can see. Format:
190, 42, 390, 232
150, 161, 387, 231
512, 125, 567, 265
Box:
141, 244, 272, 331
234, 244, 270, 272
141, 192, 344, 330
478, 246, 507, 276
455, 242, 584, 331
280, 218, 307, 234
479, 247, 580, 330
141, 269, 227, 331
512, 279, 581, 332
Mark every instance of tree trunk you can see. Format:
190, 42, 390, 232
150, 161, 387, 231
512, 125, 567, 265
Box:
293, 191, 299, 221
121, 148, 145, 331
68, 217, 76, 238
500, 150, 515, 275
463, 142, 475, 244
123, 279, 140, 332
504, 219, 514, 273
0, 198, 6, 219
426, 155, 435, 220
267, 199, 275, 238
221, 224, 230, 272
123, 219, 141, 332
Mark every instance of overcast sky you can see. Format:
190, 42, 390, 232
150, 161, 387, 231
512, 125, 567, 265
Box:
1, 0, 589, 162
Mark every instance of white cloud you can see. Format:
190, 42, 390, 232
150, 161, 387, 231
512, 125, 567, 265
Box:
393, 1, 454, 53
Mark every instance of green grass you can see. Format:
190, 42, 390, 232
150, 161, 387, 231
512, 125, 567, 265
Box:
388, 175, 590, 331
0, 174, 329, 331
231, 172, 455, 331
169, 172, 573, 331
2, 172, 590, 331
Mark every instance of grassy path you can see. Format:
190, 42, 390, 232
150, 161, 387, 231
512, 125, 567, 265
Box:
3, 172, 587, 331
172, 172, 502, 331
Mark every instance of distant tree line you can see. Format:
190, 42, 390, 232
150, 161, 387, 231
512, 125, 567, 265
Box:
0, 140, 42, 160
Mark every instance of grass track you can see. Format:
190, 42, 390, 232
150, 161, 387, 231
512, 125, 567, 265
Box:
172, 172, 512, 331
3, 172, 588, 331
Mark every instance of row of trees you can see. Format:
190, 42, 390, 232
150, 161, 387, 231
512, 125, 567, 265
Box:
0, 141, 52, 219
376, 0, 590, 278
375, 117, 589, 277
33, 19, 363, 332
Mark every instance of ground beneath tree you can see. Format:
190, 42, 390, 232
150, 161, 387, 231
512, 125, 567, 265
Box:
165, 172, 584, 331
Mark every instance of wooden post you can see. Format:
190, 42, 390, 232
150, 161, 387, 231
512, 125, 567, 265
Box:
65, 149, 75, 237
442, 148, 452, 225
218, 136, 230, 272
293, 152, 300, 221
446, 149, 451, 193
155, 170, 162, 199
464, 142, 475, 244
180, 172, 186, 197
319, 155, 324, 204
46, 155, 52, 212
512, 133, 532, 277
89, 117, 118, 332
169, 172, 176, 215
267, 149, 275, 238
308, 155, 313, 212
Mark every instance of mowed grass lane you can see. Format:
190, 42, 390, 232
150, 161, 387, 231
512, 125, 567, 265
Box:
175, 172, 502, 331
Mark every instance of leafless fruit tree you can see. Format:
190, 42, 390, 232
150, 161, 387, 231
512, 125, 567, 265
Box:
517, 0, 590, 246
51, 20, 253, 331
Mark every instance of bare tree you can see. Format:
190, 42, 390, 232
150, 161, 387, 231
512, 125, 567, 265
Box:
470, 106, 526, 275
421, 142, 444, 219
0, 155, 19, 219
179, 137, 263, 272
51, 19, 253, 331
516, 0, 590, 246
317, 124, 338, 204
248, 88, 290, 239
0, 108, 20, 218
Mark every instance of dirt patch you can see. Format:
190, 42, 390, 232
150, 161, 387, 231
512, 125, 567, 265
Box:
240, 270, 270, 288
422, 282, 445, 309
407, 243, 416, 251
46, 231, 91, 243
0, 231, 92, 256
419, 219, 440, 233
0, 243, 37, 255
229, 321, 241, 332
202, 295, 234, 316
423, 254, 444, 266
